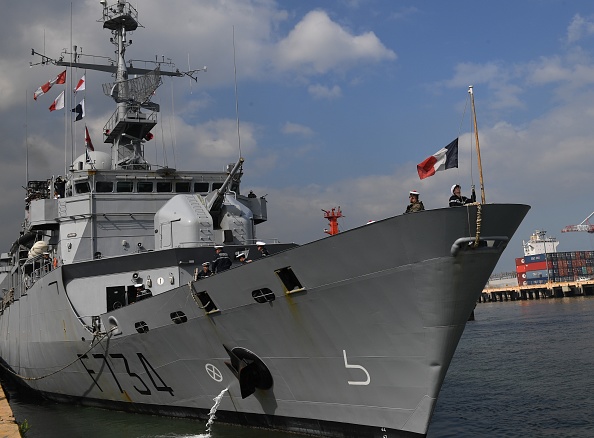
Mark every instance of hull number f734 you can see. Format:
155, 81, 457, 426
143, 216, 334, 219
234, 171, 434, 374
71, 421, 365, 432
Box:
78, 352, 174, 396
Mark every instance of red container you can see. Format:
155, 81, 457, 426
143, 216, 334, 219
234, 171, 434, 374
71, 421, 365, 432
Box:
526, 261, 547, 271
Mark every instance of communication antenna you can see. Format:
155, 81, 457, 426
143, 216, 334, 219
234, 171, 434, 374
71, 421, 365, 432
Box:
233, 26, 242, 158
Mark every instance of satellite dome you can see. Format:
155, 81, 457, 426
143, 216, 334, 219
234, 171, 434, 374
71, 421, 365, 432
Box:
73, 150, 111, 170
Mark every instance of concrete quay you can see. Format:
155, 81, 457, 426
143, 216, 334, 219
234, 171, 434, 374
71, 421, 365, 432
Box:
480, 280, 594, 302
0, 383, 20, 437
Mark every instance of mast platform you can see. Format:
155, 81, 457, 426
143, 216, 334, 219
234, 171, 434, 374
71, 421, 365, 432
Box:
103, 108, 156, 143
102, 2, 139, 32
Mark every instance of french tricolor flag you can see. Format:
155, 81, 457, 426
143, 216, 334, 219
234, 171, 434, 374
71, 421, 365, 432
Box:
417, 138, 459, 180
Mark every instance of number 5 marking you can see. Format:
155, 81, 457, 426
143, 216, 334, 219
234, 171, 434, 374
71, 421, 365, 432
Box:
343, 350, 370, 386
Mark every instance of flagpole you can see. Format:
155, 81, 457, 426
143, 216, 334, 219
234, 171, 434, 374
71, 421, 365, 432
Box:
468, 85, 485, 204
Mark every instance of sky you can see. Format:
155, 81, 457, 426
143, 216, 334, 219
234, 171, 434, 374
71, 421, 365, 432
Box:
2, 0, 594, 273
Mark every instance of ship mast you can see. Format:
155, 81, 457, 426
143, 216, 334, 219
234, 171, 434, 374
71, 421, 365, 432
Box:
100, 0, 157, 170
31, 0, 204, 171
468, 85, 486, 204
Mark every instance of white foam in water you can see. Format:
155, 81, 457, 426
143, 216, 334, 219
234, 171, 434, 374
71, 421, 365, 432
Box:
199, 387, 229, 437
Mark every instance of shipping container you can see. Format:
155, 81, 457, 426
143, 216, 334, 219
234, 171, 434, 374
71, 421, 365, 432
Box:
524, 269, 548, 279
526, 261, 547, 271
526, 278, 547, 285
524, 254, 547, 263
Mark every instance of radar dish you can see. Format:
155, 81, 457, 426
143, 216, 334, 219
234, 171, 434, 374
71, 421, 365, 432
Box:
103, 66, 162, 104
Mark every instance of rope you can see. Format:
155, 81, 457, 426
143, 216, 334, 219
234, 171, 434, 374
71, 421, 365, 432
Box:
188, 281, 210, 309
473, 203, 483, 247
0, 326, 117, 381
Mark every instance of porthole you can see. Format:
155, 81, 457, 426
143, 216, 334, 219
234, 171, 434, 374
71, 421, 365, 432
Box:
135, 321, 149, 333
170, 311, 188, 324
252, 288, 275, 303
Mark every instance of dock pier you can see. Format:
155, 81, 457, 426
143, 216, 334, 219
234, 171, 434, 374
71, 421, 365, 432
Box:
480, 280, 594, 303
0, 382, 20, 437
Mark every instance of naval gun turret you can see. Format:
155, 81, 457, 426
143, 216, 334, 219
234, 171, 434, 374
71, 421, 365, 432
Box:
205, 158, 245, 224
153, 158, 259, 250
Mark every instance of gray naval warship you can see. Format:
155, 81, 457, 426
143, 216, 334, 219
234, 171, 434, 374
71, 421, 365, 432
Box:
0, 2, 530, 437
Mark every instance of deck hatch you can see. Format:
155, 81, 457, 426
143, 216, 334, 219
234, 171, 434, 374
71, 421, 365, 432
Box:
106, 286, 127, 310
274, 267, 305, 294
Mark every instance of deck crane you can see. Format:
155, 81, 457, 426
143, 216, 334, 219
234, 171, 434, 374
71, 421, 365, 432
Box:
561, 212, 594, 233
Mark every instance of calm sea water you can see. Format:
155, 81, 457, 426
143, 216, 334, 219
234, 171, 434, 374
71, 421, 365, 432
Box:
3, 297, 594, 437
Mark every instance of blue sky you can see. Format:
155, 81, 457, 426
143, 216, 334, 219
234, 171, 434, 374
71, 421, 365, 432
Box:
3, 0, 594, 272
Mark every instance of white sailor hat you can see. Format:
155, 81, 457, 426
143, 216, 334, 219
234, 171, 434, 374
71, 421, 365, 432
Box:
451, 184, 460, 194
202, 262, 210, 267
409, 190, 419, 196
256, 241, 266, 246
134, 281, 144, 288
236, 252, 246, 259
214, 245, 224, 249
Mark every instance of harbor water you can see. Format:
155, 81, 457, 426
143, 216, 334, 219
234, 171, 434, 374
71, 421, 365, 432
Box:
2, 297, 594, 437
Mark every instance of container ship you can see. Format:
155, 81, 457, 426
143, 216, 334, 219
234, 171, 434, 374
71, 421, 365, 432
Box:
515, 230, 594, 286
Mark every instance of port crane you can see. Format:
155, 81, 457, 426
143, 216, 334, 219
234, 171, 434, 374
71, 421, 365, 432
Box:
561, 212, 594, 233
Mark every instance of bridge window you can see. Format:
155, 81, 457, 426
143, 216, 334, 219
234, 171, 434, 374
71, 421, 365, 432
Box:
137, 181, 153, 193
116, 181, 133, 193
194, 182, 209, 193
75, 181, 90, 194
156, 182, 172, 192
175, 182, 191, 193
212, 182, 223, 190
96, 181, 113, 193
194, 182, 210, 193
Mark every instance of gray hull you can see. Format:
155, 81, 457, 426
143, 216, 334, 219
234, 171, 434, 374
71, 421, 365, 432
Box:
0, 204, 529, 437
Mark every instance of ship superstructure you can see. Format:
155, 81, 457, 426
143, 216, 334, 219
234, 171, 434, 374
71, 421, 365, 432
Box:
0, 2, 530, 437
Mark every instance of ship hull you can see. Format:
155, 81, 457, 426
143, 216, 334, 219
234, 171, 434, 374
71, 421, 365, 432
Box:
0, 204, 529, 437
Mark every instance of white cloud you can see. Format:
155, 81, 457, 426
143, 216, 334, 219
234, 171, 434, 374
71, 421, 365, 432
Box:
274, 10, 396, 74
307, 83, 342, 99
282, 122, 314, 137
566, 13, 594, 44
180, 118, 257, 161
